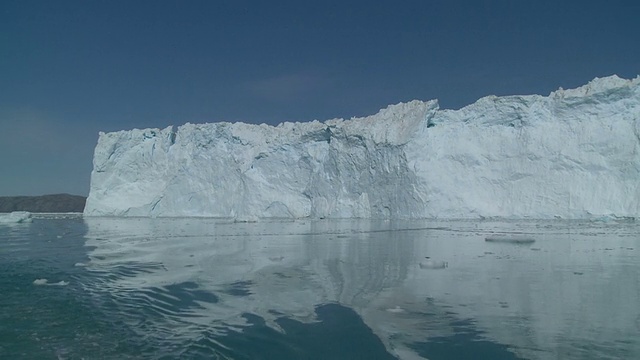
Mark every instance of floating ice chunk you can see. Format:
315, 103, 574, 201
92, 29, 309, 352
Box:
485, 236, 536, 244
386, 306, 405, 313
234, 215, 259, 223
0, 211, 33, 224
393, 348, 428, 360
419, 257, 448, 269
33, 279, 69, 286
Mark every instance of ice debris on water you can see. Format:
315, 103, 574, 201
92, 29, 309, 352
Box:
485, 236, 536, 244
419, 257, 448, 269
386, 306, 405, 313
0, 211, 33, 224
33, 279, 69, 286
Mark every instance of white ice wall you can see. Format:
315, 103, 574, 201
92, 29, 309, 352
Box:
84, 75, 640, 219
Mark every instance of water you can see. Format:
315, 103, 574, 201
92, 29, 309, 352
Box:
1, 216, 639, 359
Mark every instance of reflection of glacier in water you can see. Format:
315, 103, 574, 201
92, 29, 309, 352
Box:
82, 218, 640, 359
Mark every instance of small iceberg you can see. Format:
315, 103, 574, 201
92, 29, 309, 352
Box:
0, 211, 33, 224
419, 257, 448, 269
386, 306, 405, 313
33, 279, 69, 286
485, 235, 535, 244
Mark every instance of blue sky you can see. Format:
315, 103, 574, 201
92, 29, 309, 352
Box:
1, 0, 639, 196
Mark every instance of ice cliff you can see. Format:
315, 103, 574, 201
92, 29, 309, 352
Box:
84, 75, 640, 219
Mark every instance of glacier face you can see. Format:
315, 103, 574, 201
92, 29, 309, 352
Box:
84, 75, 640, 219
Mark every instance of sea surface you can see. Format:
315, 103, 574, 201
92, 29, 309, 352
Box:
1, 215, 639, 360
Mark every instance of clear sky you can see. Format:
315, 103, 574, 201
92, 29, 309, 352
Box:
1, 0, 639, 196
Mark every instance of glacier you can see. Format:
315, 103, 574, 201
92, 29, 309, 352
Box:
84, 75, 640, 219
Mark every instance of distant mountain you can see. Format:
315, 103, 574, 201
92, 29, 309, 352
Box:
0, 194, 86, 213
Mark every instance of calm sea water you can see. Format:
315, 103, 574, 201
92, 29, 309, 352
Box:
1, 216, 639, 359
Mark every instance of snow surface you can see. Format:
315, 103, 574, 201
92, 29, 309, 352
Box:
84, 75, 640, 219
